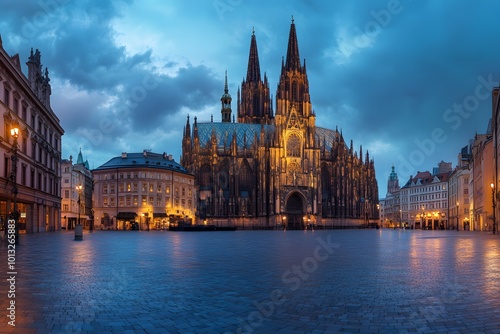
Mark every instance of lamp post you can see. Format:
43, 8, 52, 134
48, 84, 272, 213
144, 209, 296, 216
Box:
75, 184, 83, 240
10, 125, 19, 245
491, 183, 496, 235
456, 201, 459, 231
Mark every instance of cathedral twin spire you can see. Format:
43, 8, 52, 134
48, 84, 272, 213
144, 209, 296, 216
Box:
221, 18, 309, 124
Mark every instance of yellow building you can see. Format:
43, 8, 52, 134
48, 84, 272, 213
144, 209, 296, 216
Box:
92, 151, 196, 230
472, 127, 494, 231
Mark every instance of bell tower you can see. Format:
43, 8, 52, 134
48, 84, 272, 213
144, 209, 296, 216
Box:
221, 71, 232, 123
238, 29, 273, 124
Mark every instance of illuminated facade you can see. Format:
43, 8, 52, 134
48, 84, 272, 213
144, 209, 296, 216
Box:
93, 151, 196, 230
400, 163, 451, 230
181, 20, 379, 229
380, 166, 402, 228
60, 150, 93, 230
0, 41, 64, 233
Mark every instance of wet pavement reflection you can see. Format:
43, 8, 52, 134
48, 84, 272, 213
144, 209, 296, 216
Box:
1, 229, 499, 333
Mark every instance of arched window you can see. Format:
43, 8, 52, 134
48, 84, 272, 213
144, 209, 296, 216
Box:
199, 165, 212, 189
287, 134, 301, 157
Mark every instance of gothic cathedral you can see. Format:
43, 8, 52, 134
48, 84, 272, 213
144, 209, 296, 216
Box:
181, 19, 379, 229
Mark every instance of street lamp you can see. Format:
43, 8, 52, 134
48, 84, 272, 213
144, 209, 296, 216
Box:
10, 125, 19, 245
456, 201, 459, 231
75, 184, 83, 240
491, 183, 496, 235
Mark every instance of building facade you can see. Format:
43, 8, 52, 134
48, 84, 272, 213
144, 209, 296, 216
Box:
379, 166, 402, 228
61, 150, 93, 230
448, 143, 472, 231
0, 40, 64, 233
471, 125, 494, 232
181, 20, 379, 229
93, 151, 196, 230
400, 163, 450, 230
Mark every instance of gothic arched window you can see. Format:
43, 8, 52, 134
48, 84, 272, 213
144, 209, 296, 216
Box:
200, 165, 212, 189
287, 134, 301, 157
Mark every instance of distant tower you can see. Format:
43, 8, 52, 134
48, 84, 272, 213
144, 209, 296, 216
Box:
221, 71, 232, 123
238, 28, 273, 124
387, 165, 400, 195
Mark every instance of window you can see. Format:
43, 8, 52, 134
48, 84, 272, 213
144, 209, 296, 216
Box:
13, 97, 19, 114
286, 134, 301, 157
142, 183, 147, 192
149, 183, 154, 193
65, 190, 69, 198
126, 196, 131, 206
127, 183, 131, 192
133, 196, 138, 206
4, 87, 10, 106
21, 165, 26, 186
142, 196, 147, 206
63, 204, 69, 211
103, 197, 108, 206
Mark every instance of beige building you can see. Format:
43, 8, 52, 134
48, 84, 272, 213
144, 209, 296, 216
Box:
93, 151, 196, 230
379, 165, 402, 228
448, 143, 472, 231
472, 122, 494, 231
61, 150, 93, 230
492, 86, 500, 234
0, 41, 64, 233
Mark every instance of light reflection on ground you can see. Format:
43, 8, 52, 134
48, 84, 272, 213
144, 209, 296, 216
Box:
0, 229, 499, 333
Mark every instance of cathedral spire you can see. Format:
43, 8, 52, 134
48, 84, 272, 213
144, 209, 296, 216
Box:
285, 16, 301, 71
246, 29, 261, 83
221, 70, 232, 123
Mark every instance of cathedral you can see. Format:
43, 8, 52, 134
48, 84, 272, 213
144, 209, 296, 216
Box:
181, 19, 379, 229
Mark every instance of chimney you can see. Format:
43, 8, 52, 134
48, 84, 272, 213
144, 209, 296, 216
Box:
121, 152, 127, 158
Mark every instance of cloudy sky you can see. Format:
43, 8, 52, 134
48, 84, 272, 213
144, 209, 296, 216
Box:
1, 0, 499, 197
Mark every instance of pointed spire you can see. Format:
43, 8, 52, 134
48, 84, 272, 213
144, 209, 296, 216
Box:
285, 16, 301, 71
76, 148, 84, 165
185, 115, 191, 137
224, 70, 229, 93
246, 29, 261, 83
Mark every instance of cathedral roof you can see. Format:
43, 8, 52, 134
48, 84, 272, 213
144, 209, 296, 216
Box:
316, 127, 340, 151
197, 122, 273, 148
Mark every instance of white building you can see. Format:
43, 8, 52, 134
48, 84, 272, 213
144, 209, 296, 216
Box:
400, 162, 451, 229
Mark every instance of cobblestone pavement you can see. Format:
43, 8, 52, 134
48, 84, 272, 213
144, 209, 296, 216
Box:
1, 229, 500, 333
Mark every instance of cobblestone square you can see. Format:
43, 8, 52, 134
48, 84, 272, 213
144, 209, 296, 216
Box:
1, 229, 500, 333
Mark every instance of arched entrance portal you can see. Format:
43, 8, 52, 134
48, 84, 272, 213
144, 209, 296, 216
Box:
285, 192, 305, 230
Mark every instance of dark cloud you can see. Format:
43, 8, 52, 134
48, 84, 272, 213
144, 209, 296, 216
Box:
1, 0, 499, 197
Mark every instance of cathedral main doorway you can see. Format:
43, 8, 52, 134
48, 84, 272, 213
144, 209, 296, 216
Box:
285, 192, 305, 230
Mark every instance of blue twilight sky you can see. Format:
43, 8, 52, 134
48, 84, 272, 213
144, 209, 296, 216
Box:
1, 0, 499, 198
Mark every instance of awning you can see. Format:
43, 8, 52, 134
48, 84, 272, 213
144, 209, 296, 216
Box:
154, 213, 168, 218
116, 212, 137, 220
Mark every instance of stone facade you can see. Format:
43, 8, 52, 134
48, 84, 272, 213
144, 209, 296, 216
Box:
0, 39, 64, 233
181, 20, 378, 229
92, 151, 196, 230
